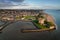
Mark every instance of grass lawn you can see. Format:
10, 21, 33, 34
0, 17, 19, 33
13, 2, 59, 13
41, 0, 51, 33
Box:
34, 22, 47, 29
32, 20, 48, 29
24, 16, 36, 20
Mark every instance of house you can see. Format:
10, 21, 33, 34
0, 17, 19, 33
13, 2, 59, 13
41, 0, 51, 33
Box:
1, 15, 8, 21
38, 18, 45, 25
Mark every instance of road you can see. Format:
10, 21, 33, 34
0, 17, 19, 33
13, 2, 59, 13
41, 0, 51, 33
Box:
0, 21, 56, 40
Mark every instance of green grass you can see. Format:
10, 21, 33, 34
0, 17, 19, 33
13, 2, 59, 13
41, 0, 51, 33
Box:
24, 16, 36, 20
32, 20, 38, 23
34, 22, 47, 29
32, 20, 48, 29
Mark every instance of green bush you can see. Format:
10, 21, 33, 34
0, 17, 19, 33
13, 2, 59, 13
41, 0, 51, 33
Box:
47, 22, 54, 26
33, 20, 38, 23
44, 21, 54, 28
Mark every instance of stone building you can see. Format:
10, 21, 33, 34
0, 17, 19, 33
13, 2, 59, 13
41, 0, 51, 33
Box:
38, 18, 45, 25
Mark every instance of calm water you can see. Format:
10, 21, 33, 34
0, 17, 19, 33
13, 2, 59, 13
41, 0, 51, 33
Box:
0, 9, 60, 40
45, 9, 60, 40
45, 9, 60, 30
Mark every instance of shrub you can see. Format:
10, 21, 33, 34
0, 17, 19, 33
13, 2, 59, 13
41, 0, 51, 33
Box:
47, 22, 54, 26
33, 20, 38, 23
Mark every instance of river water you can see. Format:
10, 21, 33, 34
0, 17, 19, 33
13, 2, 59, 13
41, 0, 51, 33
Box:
0, 9, 60, 40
